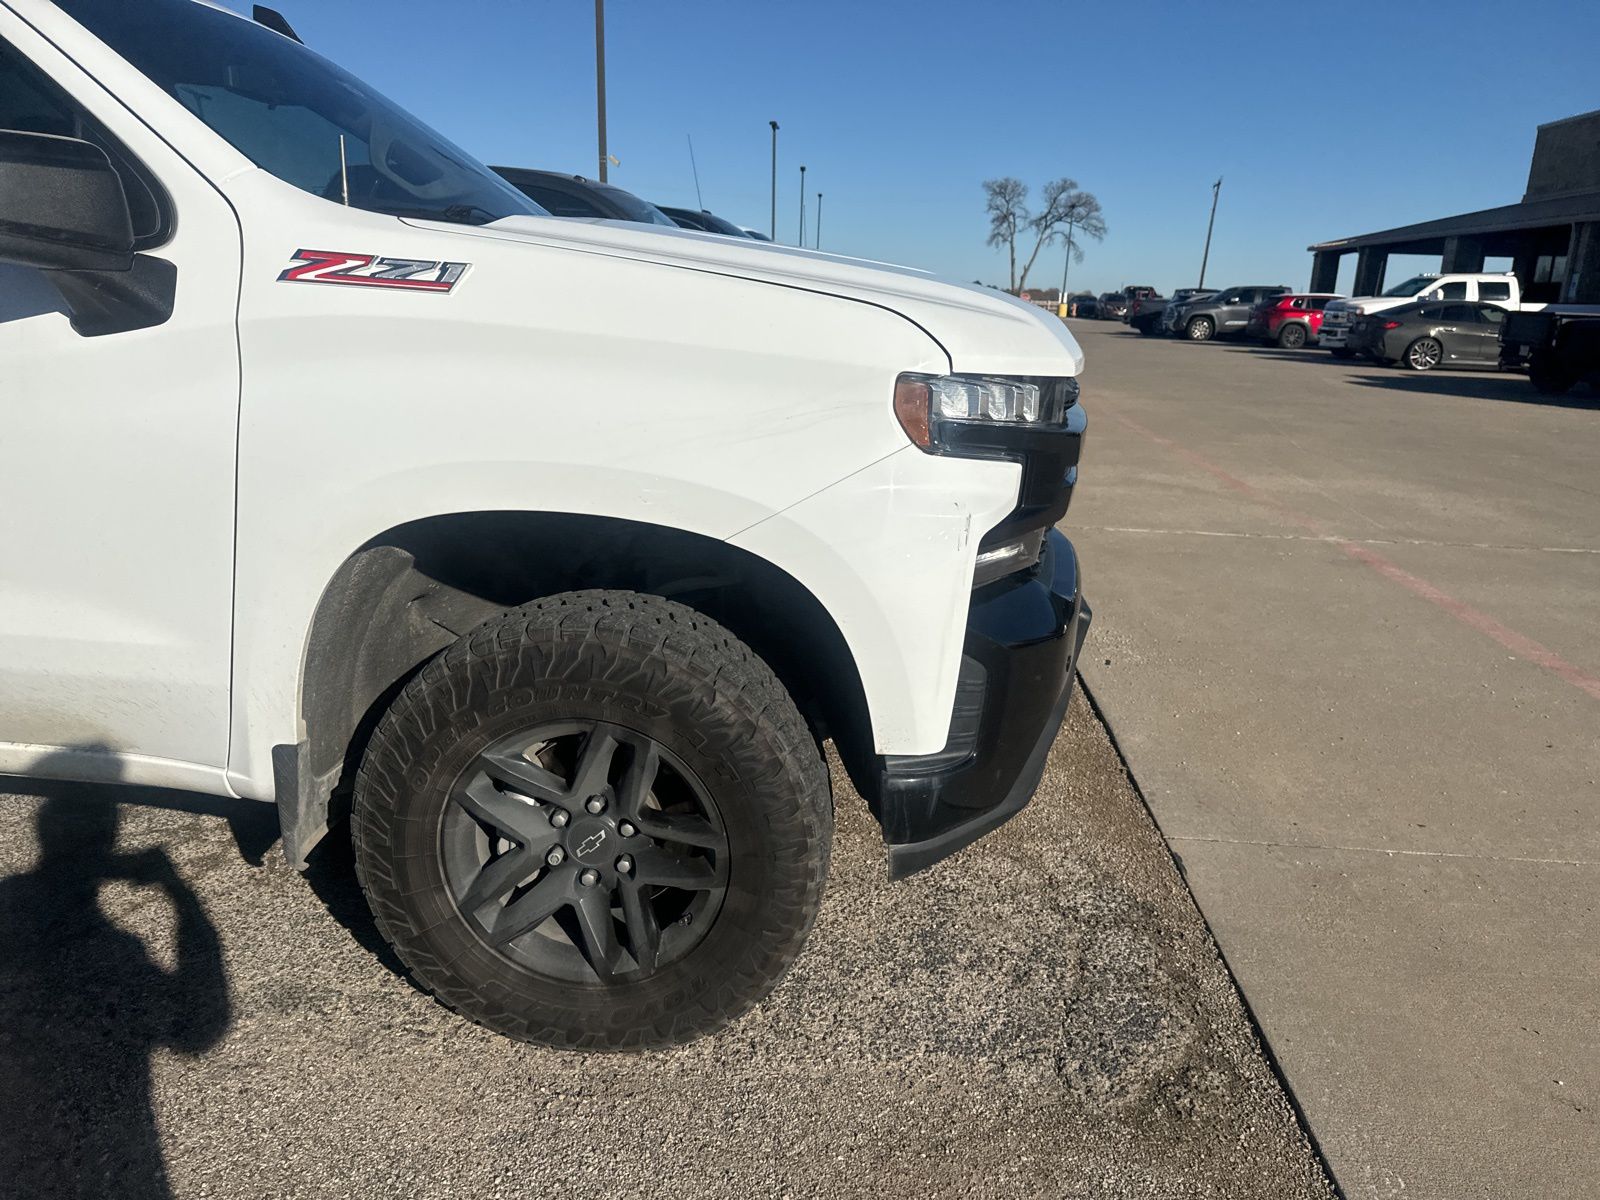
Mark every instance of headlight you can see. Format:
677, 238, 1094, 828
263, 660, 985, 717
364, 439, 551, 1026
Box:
893, 373, 1078, 452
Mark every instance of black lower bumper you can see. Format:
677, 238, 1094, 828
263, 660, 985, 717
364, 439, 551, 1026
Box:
878, 530, 1091, 879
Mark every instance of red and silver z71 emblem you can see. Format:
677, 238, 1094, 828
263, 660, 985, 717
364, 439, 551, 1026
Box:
277, 249, 470, 293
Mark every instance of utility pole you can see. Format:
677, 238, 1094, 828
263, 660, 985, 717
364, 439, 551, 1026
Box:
768, 121, 779, 240
798, 165, 806, 247
1059, 219, 1077, 300
815, 193, 823, 250
594, 0, 608, 182
1198, 176, 1222, 289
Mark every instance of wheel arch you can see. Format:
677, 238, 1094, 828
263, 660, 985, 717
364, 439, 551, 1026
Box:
280, 511, 874, 866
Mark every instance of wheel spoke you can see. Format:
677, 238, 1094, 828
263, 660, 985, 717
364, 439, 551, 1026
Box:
458, 847, 541, 917
569, 727, 620, 801
632, 811, 722, 850
488, 872, 572, 945
478, 749, 570, 806
454, 775, 559, 846
632, 844, 726, 891
618, 880, 661, 974
616, 741, 661, 819
572, 889, 622, 981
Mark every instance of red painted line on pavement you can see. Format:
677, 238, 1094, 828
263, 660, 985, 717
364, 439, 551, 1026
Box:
1106, 408, 1600, 703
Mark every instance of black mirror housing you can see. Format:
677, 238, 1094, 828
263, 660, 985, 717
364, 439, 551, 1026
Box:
0, 130, 135, 272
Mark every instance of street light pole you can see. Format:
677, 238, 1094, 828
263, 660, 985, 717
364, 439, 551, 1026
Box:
768, 121, 778, 240
798, 165, 806, 247
594, 0, 608, 182
1198, 176, 1222, 289
815, 193, 822, 250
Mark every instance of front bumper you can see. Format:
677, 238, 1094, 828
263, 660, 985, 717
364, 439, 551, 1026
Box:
1320, 321, 1350, 347
876, 530, 1091, 878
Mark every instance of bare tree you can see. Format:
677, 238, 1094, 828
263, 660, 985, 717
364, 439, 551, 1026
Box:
1017, 179, 1106, 293
983, 178, 1028, 293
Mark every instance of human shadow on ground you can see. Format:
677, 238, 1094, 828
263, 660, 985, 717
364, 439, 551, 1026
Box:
0, 755, 237, 1200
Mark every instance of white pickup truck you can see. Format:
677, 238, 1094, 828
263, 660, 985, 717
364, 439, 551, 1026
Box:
1319, 271, 1519, 357
0, 0, 1090, 1048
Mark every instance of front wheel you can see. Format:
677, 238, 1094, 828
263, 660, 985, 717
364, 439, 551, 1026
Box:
352, 590, 832, 1049
1186, 315, 1215, 341
1403, 337, 1443, 371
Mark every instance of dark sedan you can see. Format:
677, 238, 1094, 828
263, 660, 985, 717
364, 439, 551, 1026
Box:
1347, 301, 1508, 371
491, 167, 679, 227
656, 205, 751, 237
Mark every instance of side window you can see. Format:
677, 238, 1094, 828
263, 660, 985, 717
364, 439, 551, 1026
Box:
1479, 305, 1506, 326
525, 185, 606, 219
1441, 304, 1478, 323
0, 39, 170, 247
1417, 305, 1447, 320
1308, 297, 1329, 311
1479, 281, 1511, 302
1437, 281, 1468, 300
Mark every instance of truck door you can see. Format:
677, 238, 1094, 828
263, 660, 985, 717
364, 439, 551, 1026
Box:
0, 26, 239, 775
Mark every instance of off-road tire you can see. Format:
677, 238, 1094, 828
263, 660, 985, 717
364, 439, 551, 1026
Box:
352, 589, 831, 1050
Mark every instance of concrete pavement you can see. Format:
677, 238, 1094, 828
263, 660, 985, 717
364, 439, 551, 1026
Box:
1067, 319, 1600, 1198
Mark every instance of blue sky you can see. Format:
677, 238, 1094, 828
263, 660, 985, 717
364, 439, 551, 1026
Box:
270, 0, 1600, 295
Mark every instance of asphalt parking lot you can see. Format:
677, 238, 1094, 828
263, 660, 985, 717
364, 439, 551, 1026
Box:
1069, 318, 1599, 1198
0, 692, 1334, 1199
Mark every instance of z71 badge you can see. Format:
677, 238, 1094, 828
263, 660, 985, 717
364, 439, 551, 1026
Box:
277, 249, 470, 293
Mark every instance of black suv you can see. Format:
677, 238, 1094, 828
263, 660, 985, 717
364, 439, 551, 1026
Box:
491, 167, 679, 227
1176, 285, 1290, 341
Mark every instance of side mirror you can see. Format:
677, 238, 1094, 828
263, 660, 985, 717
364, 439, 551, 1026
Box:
0, 130, 134, 273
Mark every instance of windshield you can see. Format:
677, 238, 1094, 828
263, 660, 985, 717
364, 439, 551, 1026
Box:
57, 0, 544, 226
1381, 274, 1437, 297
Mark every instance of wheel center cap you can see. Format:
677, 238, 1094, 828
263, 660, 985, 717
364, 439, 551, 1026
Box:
567, 817, 614, 866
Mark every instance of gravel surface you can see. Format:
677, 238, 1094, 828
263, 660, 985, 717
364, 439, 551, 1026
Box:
0, 691, 1334, 1199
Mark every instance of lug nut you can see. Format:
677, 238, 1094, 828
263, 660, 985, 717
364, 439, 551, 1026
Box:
618, 821, 636, 838
585, 796, 606, 814
549, 809, 570, 828
616, 855, 633, 875
579, 868, 601, 887
545, 846, 565, 867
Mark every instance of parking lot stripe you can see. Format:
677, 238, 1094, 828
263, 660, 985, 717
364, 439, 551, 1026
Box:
1105, 408, 1600, 704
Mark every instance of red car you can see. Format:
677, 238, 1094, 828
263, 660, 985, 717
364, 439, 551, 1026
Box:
1247, 293, 1342, 349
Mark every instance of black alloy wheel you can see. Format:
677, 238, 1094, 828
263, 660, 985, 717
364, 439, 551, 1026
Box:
440, 721, 727, 983
1277, 322, 1308, 349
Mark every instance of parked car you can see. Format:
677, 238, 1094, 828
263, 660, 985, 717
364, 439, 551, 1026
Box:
1119, 286, 1158, 322
1130, 287, 1213, 337
1501, 308, 1600, 393
1173, 285, 1291, 341
742, 228, 774, 242
1346, 301, 1508, 370
1068, 293, 1099, 318
0, 0, 1091, 1051
657, 205, 750, 237
1162, 289, 1219, 335
491, 166, 679, 227
1246, 293, 1342, 349
1319, 273, 1518, 358
1099, 292, 1128, 320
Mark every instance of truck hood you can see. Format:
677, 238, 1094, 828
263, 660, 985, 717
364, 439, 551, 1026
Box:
1326, 296, 1406, 315
407, 214, 1084, 378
